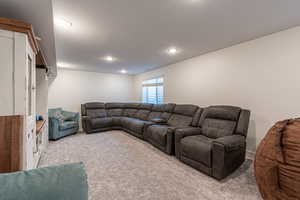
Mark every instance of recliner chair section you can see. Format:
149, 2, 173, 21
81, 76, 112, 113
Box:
146, 104, 201, 155
175, 105, 250, 180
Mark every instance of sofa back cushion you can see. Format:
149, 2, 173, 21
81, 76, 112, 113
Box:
148, 104, 169, 120
199, 106, 241, 139
123, 103, 140, 117
167, 104, 199, 127
135, 104, 153, 120
105, 103, 124, 117
83, 102, 107, 118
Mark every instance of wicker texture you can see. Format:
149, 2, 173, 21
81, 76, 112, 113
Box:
255, 119, 300, 200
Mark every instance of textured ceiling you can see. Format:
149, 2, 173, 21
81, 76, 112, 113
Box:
53, 0, 300, 74
0, 0, 57, 77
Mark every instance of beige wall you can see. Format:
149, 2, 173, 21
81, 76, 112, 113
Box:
48, 69, 135, 113
133, 26, 300, 152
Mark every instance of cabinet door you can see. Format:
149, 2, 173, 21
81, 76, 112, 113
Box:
0, 31, 14, 115
24, 37, 36, 169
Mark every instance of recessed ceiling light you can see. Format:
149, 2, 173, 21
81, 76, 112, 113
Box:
120, 69, 127, 74
104, 56, 116, 62
167, 47, 179, 55
57, 62, 71, 68
55, 17, 72, 28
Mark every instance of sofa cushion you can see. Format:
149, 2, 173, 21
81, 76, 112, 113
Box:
123, 109, 138, 117
90, 118, 113, 129
105, 103, 124, 109
86, 109, 107, 118
123, 103, 140, 109
205, 106, 241, 121
168, 114, 193, 127
135, 110, 151, 120
107, 109, 123, 117
148, 112, 162, 120
152, 104, 168, 112
202, 119, 236, 139
121, 117, 145, 134
139, 103, 153, 110
181, 135, 213, 167
59, 121, 78, 131
173, 104, 199, 116
112, 117, 122, 127
85, 102, 105, 109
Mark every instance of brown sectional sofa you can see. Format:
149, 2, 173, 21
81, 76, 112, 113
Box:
81, 102, 250, 180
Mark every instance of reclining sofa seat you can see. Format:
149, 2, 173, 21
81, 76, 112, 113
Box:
120, 103, 152, 139
175, 105, 250, 180
145, 104, 202, 155
81, 102, 112, 133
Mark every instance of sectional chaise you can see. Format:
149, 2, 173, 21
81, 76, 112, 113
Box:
81, 102, 250, 180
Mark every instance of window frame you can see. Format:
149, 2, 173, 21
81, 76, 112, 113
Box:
142, 76, 164, 104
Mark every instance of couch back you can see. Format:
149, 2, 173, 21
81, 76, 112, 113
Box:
105, 103, 124, 117
81, 102, 106, 118
147, 103, 175, 121
198, 105, 249, 139
135, 104, 153, 120
167, 104, 199, 127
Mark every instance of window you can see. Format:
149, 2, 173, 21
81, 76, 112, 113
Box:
142, 77, 164, 104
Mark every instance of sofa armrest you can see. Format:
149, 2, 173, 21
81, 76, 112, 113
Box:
174, 127, 202, 159
150, 118, 167, 124
81, 116, 93, 133
0, 163, 88, 200
213, 135, 246, 152
212, 135, 246, 180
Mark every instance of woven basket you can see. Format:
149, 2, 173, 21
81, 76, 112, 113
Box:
255, 118, 300, 200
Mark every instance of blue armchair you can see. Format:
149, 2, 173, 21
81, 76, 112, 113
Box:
48, 108, 80, 140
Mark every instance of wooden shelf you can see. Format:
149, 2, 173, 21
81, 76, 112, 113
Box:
36, 120, 46, 135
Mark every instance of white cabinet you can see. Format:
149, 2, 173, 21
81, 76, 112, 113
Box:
0, 29, 37, 170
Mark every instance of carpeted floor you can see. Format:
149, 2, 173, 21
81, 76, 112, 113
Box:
39, 131, 262, 200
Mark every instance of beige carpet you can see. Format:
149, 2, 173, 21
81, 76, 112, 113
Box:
39, 131, 262, 200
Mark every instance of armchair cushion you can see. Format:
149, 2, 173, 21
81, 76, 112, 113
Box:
59, 121, 79, 131
181, 135, 213, 167
213, 135, 246, 152
62, 111, 79, 121
0, 162, 88, 200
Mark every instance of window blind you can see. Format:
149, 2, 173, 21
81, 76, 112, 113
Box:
142, 77, 164, 104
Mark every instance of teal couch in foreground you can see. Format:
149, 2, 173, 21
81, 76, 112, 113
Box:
49, 108, 79, 140
0, 162, 88, 200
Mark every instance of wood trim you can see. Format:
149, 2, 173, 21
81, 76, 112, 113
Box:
36, 46, 48, 68
0, 17, 39, 54
0, 115, 24, 173
36, 120, 46, 135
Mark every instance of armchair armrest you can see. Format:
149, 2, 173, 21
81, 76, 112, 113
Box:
213, 135, 245, 152
175, 127, 202, 159
212, 135, 246, 180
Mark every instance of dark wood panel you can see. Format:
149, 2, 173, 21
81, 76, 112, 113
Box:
0, 115, 24, 173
